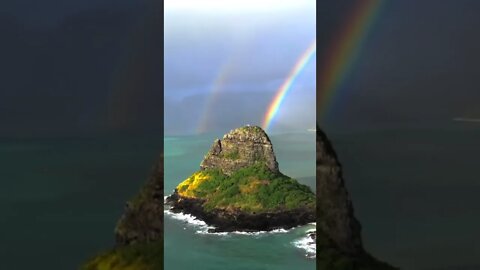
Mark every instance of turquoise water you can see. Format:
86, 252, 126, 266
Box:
164, 132, 316, 270
0, 126, 478, 269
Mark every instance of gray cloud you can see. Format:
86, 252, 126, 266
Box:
165, 89, 315, 135
164, 5, 316, 95
164, 3, 316, 135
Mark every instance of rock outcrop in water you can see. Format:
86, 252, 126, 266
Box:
166, 125, 316, 232
82, 125, 398, 270
315, 125, 397, 269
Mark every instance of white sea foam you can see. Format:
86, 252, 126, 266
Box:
166, 206, 317, 257
164, 205, 296, 236
270, 228, 290, 233
164, 209, 225, 235
164, 194, 212, 233
228, 227, 293, 236
194, 227, 293, 236
164, 209, 209, 227
195, 229, 228, 236
293, 229, 316, 259
165, 194, 311, 239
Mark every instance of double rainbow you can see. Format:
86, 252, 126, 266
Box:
263, 0, 383, 131
195, 0, 383, 134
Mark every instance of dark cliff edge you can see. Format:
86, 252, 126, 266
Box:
115, 158, 164, 246
81, 156, 164, 270
315, 125, 398, 269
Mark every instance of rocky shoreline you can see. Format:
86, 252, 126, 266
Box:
83, 125, 398, 269
165, 190, 315, 233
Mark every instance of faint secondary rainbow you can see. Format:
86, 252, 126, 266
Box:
196, 62, 234, 134
195, 38, 255, 134
262, 40, 316, 131
318, 0, 383, 122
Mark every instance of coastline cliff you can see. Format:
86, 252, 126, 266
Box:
82, 125, 397, 270
165, 125, 316, 232
315, 125, 397, 269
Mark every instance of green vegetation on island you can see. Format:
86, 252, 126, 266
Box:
176, 163, 315, 213
82, 125, 398, 269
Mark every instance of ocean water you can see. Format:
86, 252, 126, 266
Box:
0, 125, 478, 269
329, 124, 480, 270
0, 136, 163, 269
164, 132, 317, 270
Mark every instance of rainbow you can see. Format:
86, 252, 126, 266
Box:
196, 62, 234, 134
317, 0, 384, 122
262, 40, 316, 131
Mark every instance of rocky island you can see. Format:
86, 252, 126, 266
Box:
82, 125, 398, 270
165, 125, 315, 232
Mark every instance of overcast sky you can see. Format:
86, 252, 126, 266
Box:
164, 0, 316, 135
0, 0, 479, 137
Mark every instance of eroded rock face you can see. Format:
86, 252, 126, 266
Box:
114, 126, 361, 254
200, 126, 279, 175
95, 125, 396, 269
115, 155, 164, 246
316, 126, 363, 255
164, 125, 315, 232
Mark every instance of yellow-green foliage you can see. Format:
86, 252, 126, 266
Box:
177, 171, 211, 198
175, 164, 315, 213
82, 241, 163, 270
239, 179, 267, 194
